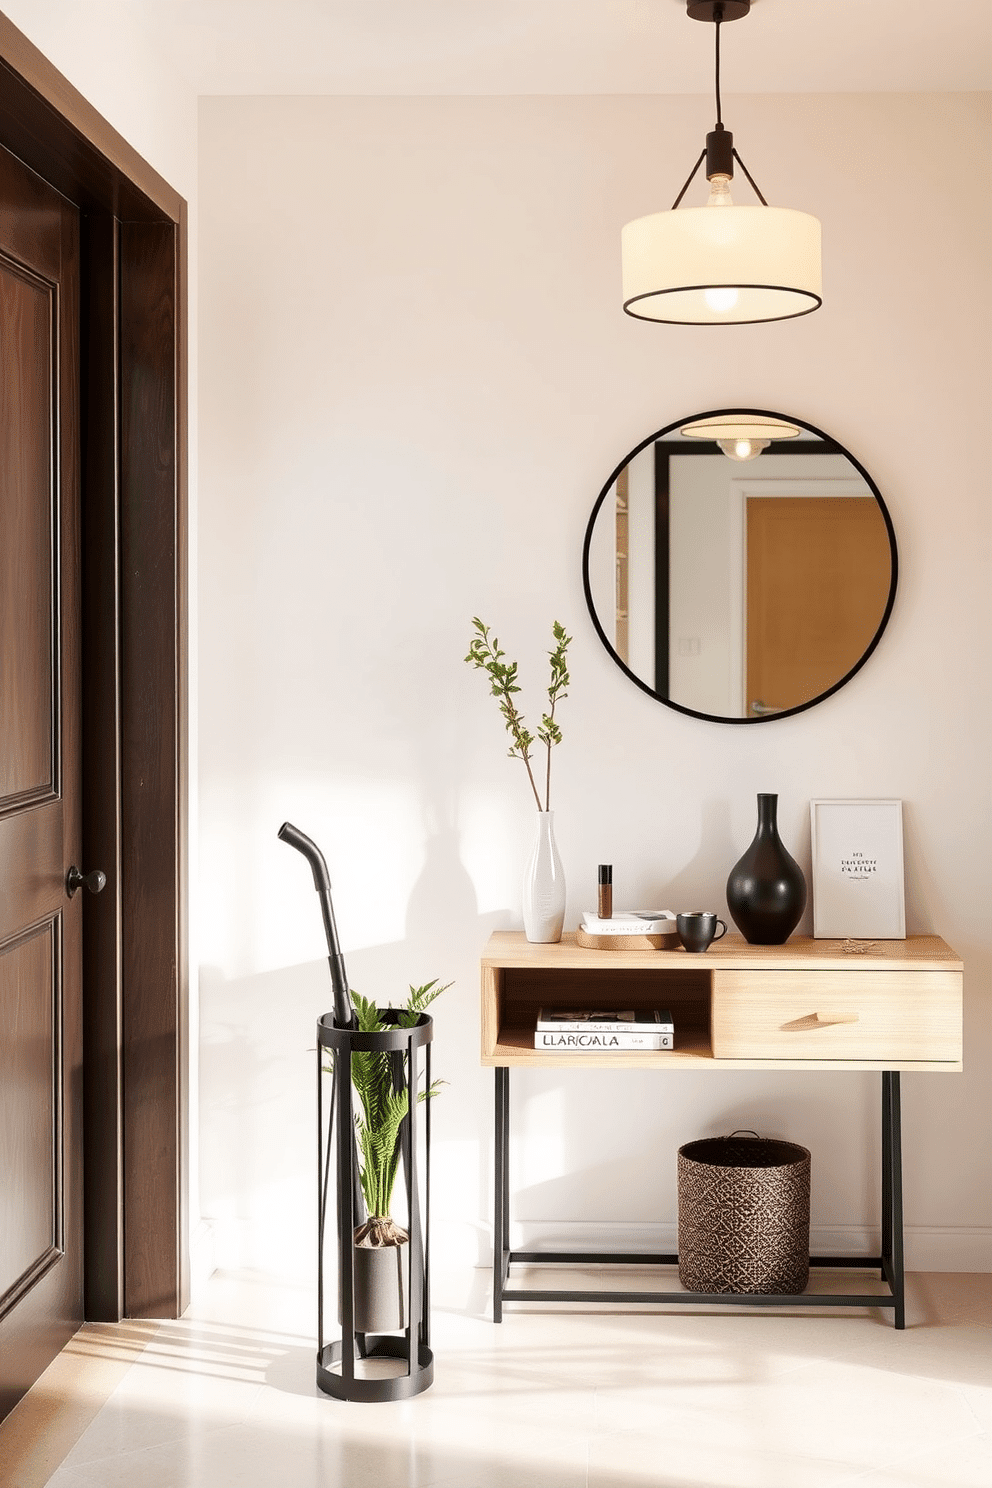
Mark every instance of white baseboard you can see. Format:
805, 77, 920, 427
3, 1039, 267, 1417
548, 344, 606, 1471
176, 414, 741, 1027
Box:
507, 1221, 992, 1273
190, 1216, 991, 1291
901, 1227, 992, 1272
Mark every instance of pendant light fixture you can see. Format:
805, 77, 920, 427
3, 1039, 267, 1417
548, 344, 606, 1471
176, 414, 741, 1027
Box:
622, 1, 822, 326
680, 413, 800, 461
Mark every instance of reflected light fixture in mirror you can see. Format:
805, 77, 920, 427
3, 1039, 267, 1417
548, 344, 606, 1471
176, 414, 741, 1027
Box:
681, 413, 801, 462
621, 2, 822, 325
723, 439, 767, 461
582, 409, 898, 724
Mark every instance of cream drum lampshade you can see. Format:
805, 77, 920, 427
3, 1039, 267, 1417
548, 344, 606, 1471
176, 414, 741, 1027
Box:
621, 1, 823, 327
622, 205, 822, 325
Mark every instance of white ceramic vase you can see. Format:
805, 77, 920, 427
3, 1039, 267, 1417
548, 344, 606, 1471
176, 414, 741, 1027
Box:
522, 810, 565, 943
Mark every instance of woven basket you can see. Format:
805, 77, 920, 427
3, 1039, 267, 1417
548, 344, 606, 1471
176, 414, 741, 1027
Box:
677, 1132, 810, 1295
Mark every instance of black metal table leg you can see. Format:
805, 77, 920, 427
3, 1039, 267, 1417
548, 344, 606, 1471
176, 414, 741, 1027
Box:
501, 1072, 510, 1256
493, 1068, 509, 1322
883, 1071, 906, 1329
881, 1069, 892, 1281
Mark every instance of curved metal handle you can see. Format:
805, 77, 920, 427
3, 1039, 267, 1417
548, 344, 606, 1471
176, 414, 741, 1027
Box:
277, 821, 354, 1028
277, 821, 331, 895
66, 866, 107, 898
749, 699, 778, 716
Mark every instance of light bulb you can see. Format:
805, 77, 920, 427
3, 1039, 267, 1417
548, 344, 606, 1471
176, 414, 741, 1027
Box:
702, 176, 739, 315
704, 286, 740, 314
717, 438, 770, 462
706, 175, 733, 208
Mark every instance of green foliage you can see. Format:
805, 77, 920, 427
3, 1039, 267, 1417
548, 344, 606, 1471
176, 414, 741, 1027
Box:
464, 617, 572, 811
464, 620, 535, 764
346, 980, 449, 1222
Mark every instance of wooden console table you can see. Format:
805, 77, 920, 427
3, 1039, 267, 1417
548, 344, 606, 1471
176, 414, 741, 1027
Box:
480, 931, 963, 1328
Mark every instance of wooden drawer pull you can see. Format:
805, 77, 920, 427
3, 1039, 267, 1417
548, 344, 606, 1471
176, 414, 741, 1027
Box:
781, 1010, 861, 1032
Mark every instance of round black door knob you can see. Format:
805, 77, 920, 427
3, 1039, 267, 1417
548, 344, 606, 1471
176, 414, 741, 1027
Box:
66, 866, 107, 898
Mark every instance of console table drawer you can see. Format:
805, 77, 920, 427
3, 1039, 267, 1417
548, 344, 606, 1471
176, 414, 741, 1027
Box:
712, 971, 962, 1062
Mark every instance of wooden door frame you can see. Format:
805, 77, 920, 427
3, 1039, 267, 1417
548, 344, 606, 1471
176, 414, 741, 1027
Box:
0, 16, 189, 1319
651, 439, 836, 701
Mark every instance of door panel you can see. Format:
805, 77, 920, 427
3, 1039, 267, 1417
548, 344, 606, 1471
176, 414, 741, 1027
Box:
0, 923, 60, 1300
0, 256, 55, 803
0, 141, 82, 1420
746, 496, 891, 715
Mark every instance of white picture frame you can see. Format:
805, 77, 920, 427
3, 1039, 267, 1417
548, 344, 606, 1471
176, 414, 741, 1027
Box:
810, 799, 906, 940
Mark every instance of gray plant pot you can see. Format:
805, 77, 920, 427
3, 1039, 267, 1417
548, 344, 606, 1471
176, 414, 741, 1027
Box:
342, 1237, 408, 1333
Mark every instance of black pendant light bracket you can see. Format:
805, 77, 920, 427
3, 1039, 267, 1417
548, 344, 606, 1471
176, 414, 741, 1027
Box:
706, 124, 734, 179
670, 0, 768, 209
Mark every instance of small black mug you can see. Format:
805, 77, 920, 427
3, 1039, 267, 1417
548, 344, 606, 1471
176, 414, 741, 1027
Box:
677, 911, 728, 954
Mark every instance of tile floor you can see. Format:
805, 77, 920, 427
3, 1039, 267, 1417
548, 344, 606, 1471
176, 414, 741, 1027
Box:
1, 1267, 990, 1488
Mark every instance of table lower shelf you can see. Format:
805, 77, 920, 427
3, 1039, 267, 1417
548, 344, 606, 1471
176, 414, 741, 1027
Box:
496, 1251, 902, 1314
492, 1067, 907, 1329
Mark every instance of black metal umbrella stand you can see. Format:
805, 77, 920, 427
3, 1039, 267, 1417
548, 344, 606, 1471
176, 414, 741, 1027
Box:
316, 1012, 434, 1402
279, 821, 434, 1403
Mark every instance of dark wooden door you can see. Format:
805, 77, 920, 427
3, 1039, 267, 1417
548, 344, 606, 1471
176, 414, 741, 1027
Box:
0, 142, 83, 1417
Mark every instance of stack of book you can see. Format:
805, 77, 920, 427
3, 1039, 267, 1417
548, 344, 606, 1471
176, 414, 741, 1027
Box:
534, 1007, 674, 1051
580, 910, 677, 936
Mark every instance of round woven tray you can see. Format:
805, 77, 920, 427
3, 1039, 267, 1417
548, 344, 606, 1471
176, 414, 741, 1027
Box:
677, 1133, 811, 1295
575, 926, 679, 951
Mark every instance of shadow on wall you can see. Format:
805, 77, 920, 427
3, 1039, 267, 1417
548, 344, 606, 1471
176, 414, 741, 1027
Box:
651, 794, 814, 934
200, 821, 506, 1279
650, 796, 740, 924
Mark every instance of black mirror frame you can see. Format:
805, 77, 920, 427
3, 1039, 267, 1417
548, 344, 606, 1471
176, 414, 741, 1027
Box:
581, 407, 899, 725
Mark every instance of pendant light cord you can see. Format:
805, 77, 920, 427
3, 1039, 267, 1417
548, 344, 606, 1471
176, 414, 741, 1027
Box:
714, 9, 723, 128
668, 0, 769, 210
714, 2, 770, 205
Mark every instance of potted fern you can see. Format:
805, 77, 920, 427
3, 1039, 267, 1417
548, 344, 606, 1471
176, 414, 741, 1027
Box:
344, 980, 448, 1333
465, 617, 571, 942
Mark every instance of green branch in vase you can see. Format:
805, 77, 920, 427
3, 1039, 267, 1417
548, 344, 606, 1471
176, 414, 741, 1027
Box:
465, 617, 571, 812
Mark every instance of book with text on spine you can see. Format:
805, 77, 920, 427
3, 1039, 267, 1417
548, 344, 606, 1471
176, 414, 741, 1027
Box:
534, 1030, 674, 1051
536, 1007, 674, 1033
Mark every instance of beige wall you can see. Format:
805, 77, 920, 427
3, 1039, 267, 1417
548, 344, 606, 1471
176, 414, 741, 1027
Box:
196, 92, 990, 1275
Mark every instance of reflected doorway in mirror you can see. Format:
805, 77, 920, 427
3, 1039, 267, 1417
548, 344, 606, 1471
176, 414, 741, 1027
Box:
582, 409, 898, 724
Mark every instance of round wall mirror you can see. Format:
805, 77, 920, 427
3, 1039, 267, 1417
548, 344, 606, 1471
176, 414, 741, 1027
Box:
582, 409, 898, 724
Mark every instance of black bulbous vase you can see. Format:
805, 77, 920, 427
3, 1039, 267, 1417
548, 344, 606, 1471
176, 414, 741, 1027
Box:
726, 794, 807, 945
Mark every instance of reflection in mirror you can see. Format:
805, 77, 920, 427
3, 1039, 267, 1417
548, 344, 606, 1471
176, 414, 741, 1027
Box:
584, 411, 897, 723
